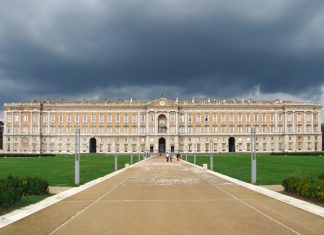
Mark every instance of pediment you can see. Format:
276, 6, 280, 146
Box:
147, 98, 176, 108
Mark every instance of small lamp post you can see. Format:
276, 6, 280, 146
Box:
251, 127, 257, 184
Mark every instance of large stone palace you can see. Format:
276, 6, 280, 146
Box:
2, 97, 322, 154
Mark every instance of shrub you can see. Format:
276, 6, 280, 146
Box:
318, 174, 324, 181
282, 176, 324, 202
0, 176, 23, 208
21, 177, 49, 195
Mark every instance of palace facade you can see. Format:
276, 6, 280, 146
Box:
2, 98, 322, 154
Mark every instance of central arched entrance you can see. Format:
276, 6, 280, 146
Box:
159, 137, 166, 153
89, 138, 97, 153
228, 137, 235, 152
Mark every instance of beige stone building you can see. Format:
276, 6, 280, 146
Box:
2, 98, 322, 154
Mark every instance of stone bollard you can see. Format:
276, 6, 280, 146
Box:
125, 163, 130, 169
203, 164, 208, 170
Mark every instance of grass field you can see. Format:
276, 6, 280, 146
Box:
0, 153, 144, 186
184, 154, 324, 185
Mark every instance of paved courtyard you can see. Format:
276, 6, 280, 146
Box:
0, 157, 323, 235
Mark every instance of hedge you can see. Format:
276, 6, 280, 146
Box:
282, 176, 324, 203
21, 177, 49, 195
271, 152, 324, 156
0, 176, 23, 208
0, 176, 49, 209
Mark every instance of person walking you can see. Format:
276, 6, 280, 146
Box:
176, 153, 180, 161
166, 152, 169, 162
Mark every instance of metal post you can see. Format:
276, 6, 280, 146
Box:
131, 154, 133, 164
210, 139, 213, 171
115, 154, 118, 171
74, 127, 80, 185
194, 144, 197, 164
185, 153, 188, 161
251, 127, 257, 184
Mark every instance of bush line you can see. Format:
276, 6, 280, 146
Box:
0, 176, 49, 209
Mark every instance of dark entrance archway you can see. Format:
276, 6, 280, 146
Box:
228, 137, 235, 152
159, 137, 166, 153
89, 138, 97, 153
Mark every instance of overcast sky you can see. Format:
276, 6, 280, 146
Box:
1, 0, 324, 119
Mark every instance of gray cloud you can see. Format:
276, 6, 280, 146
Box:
1, 0, 324, 119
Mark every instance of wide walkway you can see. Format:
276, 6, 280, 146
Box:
1, 157, 323, 235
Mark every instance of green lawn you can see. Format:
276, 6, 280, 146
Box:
184, 154, 324, 185
0, 153, 144, 186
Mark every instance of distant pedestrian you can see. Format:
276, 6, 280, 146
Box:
169, 153, 172, 162
176, 153, 180, 161
166, 152, 169, 162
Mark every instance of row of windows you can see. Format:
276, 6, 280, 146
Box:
7, 112, 319, 124
8, 141, 320, 153
6, 135, 318, 145
6, 124, 319, 135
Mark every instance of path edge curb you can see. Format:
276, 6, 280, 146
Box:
182, 160, 324, 218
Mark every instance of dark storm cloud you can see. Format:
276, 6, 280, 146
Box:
1, 0, 324, 116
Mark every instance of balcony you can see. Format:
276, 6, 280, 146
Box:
158, 126, 167, 133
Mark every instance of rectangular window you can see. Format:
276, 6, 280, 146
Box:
132, 114, 137, 123
254, 113, 258, 123
213, 113, 217, 122
170, 113, 175, 122
83, 114, 88, 123
270, 114, 274, 122
107, 127, 112, 134
59, 114, 63, 123
221, 113, 226, 123
238, 113, 242, 123
213, 126, 218, 133
7, 113, 12, 122
262, 113, 266, 122
42, 114, 48, 123
107, 114, 112, 123
178, 114, 184, 123
150, 113, 154, 122
99, 114, 104, 123
75, 115, 79, 123
297, 113, 302, 122
124, 114, 129, 123
141, 114, 146, 123
278, 114, 283, 122
67, 115, 71, 123
204, 126, 209, 133
287, 113, 293, 122
246, 113, 250, 123
229, 113, 234, 123
221, 126, 226, 133
91, 114, 96, 123
262, 126, 267, 133
124, 127, 129, 134
204, 114, 209, 122
116, 114, 120, 123
188, 113, 193, 122
24, 114, 28, 122
196, 113, 201, 123
99, 127, 104, 134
